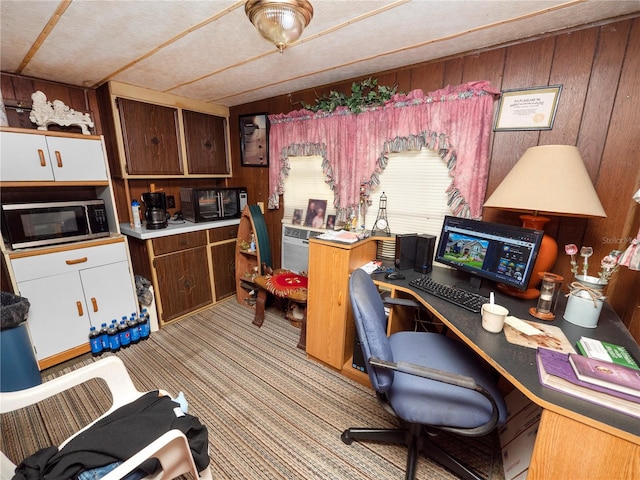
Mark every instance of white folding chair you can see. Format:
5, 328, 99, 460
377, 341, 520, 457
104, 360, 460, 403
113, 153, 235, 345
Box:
0, 356, 212, 480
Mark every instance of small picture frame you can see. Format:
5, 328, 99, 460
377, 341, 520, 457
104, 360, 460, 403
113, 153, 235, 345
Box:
326, 215, 336, 230
304, 199, 327, 228
292, 209, 303, 225
494, 85, 562, 131
239, 113, 269, 166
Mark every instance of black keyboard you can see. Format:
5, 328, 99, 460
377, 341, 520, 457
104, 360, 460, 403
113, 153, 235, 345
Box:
409, 276, 489, 313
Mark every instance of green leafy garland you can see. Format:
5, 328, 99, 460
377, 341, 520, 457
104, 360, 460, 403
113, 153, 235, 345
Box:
303, 78, 400, 114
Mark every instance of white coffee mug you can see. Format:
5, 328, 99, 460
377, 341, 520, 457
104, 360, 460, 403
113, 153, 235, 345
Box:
481, 304, 509, 333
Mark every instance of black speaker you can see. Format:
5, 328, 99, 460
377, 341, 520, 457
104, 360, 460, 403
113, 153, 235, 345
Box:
395, 233, 417, 270
414, 234, 436, 273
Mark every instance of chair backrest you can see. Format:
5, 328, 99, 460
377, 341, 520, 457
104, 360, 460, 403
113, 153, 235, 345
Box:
349, 269, 394, 392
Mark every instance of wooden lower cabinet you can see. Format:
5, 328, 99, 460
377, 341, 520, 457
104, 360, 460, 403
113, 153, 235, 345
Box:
154, 246, 212, 323
127, 225, 238, 326
306, 238, 378, 370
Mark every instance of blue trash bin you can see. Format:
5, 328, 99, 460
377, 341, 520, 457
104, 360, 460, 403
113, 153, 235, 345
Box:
1, 292, 42, 392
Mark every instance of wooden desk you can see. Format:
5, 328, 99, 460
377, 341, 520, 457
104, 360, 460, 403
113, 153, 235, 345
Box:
306, 237, 640, 479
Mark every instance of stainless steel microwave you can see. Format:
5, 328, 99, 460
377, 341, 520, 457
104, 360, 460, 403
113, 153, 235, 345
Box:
180, 187, 247, 222
1, 199, 110, 249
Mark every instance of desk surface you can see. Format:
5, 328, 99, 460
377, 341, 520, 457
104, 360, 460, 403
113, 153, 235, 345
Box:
374, 266, 640, 443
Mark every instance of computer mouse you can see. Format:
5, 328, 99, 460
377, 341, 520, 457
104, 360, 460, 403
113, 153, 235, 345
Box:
385, 271, 405, 280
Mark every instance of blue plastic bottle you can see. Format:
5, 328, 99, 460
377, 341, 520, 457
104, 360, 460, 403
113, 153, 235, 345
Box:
138, 312, 150, 340
128, 315, 140, 343
119, 319, 131, 347
107, 322, 120, 352
99, 322, 109, 350
88, 326, 103, 357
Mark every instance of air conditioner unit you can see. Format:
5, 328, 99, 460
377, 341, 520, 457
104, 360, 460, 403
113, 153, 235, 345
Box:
281, 225, 323, 273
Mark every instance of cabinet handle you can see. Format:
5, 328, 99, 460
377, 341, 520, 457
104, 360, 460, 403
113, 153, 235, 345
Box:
37, 149, 46, 167
338, 291, 343, 306
91, 297, 98, 312
66, 257, 88, 265
76, 301, 84, 316
55, 150, 63, 168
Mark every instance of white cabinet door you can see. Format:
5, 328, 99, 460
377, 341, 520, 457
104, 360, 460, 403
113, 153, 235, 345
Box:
12, 242, 137, 362
0, 132, 107, 182
17, 272, 90, 361
0, 132, 55, 181
81, 261, 137, 326
46, 136, 107, 181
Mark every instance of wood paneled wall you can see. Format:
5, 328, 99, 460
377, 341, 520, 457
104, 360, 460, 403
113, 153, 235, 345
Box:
229, 17, 640, 337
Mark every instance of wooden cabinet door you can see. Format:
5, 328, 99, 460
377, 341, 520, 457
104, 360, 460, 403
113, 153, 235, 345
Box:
117, 98, 182, 175
211, 241, 236, 301
306, 242, 351, 369
154, 246, 212, 323
183, 110, 229, 175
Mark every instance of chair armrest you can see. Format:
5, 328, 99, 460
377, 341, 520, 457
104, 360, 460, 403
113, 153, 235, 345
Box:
0, 357, 142, 415
101, 430, 209, 480
369, 356, 500, 435
369, 357, 477, 389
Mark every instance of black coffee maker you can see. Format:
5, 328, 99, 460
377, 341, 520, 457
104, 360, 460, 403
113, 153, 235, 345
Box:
141, 192, 168, 229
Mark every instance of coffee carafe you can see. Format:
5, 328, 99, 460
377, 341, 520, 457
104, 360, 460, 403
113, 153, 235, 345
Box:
141, 192, 168, 229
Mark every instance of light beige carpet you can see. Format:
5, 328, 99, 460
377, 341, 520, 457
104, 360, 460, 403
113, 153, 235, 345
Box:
1, 299, 504, 479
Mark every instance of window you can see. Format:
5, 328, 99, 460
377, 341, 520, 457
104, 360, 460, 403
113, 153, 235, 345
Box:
283, 148, 453, 235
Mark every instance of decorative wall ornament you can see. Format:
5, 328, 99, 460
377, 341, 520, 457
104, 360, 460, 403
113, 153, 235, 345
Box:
29, 91, 94, 134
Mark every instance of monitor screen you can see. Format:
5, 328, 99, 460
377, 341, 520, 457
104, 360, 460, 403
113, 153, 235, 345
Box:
434, 215, 544, 291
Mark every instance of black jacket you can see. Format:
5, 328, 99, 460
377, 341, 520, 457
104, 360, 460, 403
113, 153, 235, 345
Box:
13, 391, 209, 480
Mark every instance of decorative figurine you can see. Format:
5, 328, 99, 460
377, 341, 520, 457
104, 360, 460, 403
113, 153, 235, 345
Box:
29, 91, 94, 134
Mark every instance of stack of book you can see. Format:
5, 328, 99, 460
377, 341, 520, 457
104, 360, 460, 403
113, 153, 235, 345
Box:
537, 338, 640, 419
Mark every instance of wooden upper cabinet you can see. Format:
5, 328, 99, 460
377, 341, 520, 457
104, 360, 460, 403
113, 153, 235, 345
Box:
183, 110, 229, 175
117, 98, 182, 175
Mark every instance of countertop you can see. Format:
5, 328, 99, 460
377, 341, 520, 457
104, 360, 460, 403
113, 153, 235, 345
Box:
120, 218, 240, 240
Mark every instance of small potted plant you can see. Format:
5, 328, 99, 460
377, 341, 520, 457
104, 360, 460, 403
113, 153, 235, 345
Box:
563, 244, 622, 327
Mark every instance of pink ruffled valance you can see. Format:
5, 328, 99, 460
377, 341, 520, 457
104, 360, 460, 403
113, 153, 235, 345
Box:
268, 81, 498, 220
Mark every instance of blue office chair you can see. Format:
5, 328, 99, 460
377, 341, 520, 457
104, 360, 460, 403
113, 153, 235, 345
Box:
342, 269, 507, 480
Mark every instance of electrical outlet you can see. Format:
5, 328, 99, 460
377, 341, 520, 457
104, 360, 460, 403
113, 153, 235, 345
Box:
257, 202, 264, 213
167, 195, 176, 209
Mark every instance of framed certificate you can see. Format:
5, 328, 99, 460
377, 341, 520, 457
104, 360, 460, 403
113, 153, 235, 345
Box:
494, 85, 562, 131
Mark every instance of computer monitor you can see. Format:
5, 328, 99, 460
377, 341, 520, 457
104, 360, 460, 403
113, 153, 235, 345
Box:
434, 215, 544, 292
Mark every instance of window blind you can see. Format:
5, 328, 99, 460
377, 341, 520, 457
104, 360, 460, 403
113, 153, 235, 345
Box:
283, 148, 453, 237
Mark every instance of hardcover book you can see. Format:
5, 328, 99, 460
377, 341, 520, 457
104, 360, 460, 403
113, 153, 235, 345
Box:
576, 337, 640, 370
569, 353, 640, 399
536, 348, 640, 419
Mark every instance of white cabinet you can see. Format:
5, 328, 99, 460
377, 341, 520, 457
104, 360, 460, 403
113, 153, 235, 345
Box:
0, 131, 107, 182
12, 241, 137, 363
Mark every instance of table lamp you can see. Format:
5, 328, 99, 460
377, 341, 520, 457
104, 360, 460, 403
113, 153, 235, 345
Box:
483, 145, 606, 299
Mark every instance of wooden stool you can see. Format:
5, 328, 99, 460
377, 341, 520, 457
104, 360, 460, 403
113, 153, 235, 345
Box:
252, 270, 308, 350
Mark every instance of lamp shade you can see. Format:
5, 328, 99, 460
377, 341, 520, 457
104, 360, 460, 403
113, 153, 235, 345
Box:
246, 0, 313, 53
484, 145, 606, 218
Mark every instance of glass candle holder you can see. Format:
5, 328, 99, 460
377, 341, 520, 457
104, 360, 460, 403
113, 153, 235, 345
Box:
529, 272, 564, 320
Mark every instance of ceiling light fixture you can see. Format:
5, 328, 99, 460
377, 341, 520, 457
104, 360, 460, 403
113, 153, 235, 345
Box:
245, 0, 313, 53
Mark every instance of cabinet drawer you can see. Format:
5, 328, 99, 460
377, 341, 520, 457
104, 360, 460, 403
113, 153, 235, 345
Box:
12, 242, 128, 282
152, 231, 207, 255
208, 225, 238, 242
